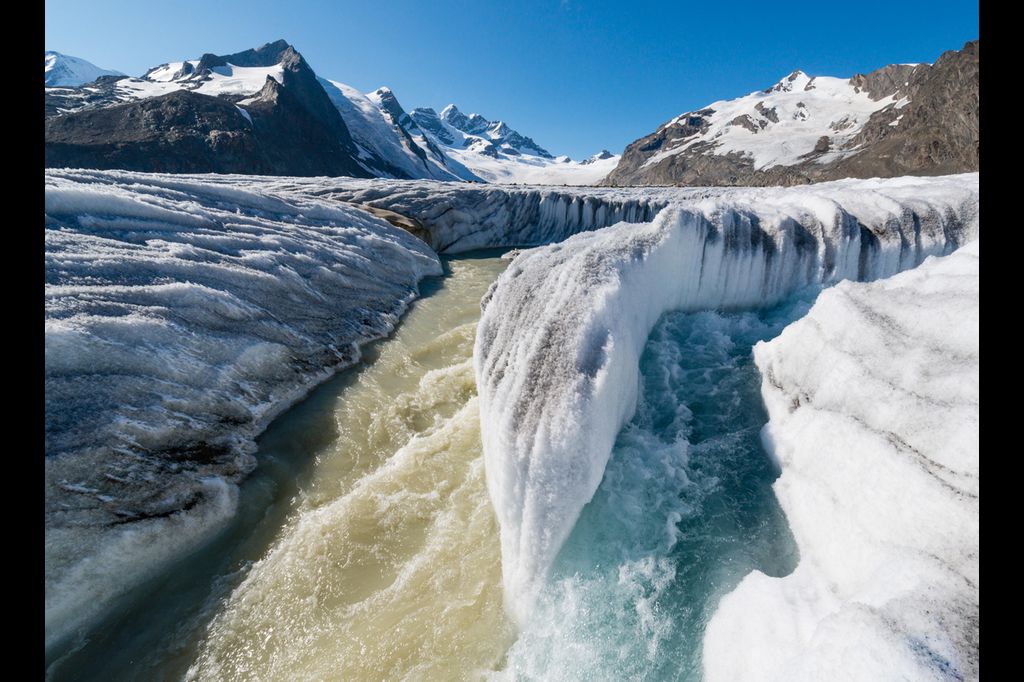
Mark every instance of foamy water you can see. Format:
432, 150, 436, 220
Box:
493, 299, 810, 680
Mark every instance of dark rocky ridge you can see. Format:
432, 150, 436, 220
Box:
603, 41, 978, 187
372, 87, 450, 171
46, 90, 270, 173
438, 104, 553, 158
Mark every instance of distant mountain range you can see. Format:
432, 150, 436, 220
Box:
604, 41, 978, 186
44, 40, 977, 186
43, 41, 617, 184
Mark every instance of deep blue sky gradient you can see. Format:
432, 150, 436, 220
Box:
45, 0, 978, 159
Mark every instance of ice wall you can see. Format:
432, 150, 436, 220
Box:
472, 174, 979, 624
704, 242, 979, 681
44, 169, 441, 651
268, 179, 677, 252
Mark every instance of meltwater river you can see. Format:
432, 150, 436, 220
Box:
49, 251, 806, 681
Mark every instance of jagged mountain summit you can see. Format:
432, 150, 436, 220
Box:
44, 40, 617, 184
408, 105, 618, 183
317, 80, 475, 181
581, 150, 614, 164
437, 104, 552, 157
44, 51, 124, 87
604, 40, 978, 186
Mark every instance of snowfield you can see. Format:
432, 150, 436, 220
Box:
437, 144, 620, 185
44, 169, 441, 650
118, 62, 285, 100
705, 241, 979, 681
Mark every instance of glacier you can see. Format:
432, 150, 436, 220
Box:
44, 169, 441, 651
470, 173, 979, 625
703, 241, 979, 681
44, 168, 980, 678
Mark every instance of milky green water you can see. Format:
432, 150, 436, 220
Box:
46, 252, 514, 681
186, 252, 516, 680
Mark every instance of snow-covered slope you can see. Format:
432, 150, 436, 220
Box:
470, 173, 979, 624
606, 41, 978, 186
704, 241, 978, 681
45, 51, 124, 87
409, 106, 620, 184
318, 79, 470, 180
121, 61, 284, 99
44, 169, 441, 652
647, 70, 907, 171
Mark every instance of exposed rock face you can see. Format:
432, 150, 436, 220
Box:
45, 40, 372, 177
45, 90, 269, 173
409, 107, 457, 145
831, 41, 979, 178
604, 41, 978, 186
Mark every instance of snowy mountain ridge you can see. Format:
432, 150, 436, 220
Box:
408, 104, 619, 184
438, 104, 552, 157
604, 40, 979, 186
44, 41, 617, 184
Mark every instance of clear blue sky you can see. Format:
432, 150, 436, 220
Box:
45, 0, 978, 159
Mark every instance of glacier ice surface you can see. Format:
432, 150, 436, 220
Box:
44, 168, 441, 650
703, 241, 979, 681
43, 169, 980, 677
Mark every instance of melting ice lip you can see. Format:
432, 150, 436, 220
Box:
470, 173, 979, 625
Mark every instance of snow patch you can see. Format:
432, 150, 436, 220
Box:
45, 51, 124, 87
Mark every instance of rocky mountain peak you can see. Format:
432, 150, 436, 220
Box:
370, 87, 413, 128
849, 63, 923, 100
767, 69, 811, 93
440, 105, 491, 135
581, 149, 614, 164
603, 40, 978, 187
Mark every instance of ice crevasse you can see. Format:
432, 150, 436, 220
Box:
472, 173, 979, 627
